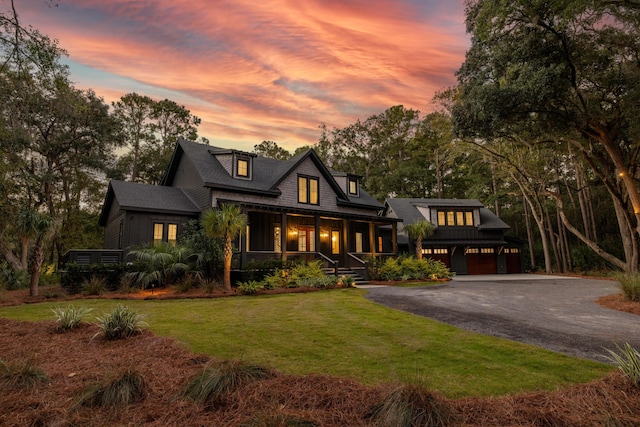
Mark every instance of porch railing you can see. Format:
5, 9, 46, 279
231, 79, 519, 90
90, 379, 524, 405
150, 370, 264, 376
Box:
346, 252, 369, 281
315, 252, 338, 276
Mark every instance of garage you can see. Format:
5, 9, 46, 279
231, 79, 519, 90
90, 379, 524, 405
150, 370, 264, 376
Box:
465, 247, 497, 274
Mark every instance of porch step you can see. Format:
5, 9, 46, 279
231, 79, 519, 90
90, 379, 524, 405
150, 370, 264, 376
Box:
322, 267, 369, 286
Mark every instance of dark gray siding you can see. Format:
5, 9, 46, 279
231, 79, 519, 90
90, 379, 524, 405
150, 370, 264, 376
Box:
124, 212, 196, 248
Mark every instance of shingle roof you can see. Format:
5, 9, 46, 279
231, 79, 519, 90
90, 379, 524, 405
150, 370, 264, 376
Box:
165, 138, 383, 209
384, 198, 510, 230
98, 180, 199, 225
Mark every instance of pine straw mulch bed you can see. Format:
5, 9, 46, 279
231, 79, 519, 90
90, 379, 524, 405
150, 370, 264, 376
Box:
1, 317, 639, 426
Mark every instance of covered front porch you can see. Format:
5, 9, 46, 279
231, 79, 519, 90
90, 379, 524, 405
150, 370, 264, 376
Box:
236, 207, 398, 277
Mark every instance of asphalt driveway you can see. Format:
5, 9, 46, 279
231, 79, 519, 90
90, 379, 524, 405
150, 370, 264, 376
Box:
364, 274, 640, 363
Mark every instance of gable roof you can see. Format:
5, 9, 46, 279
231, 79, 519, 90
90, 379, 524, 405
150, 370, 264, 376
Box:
98, 180, 200, 226
162, 138, 383, 210
384, 198, 510, 230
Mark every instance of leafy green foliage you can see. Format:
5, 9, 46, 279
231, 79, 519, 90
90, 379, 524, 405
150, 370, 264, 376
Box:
0, 358, 49, 389
605, 343, 640, 389
178, 219, 224, 280
60, 263, 131, 295
369, 256, 452, 281
127, 242, 201, 289
259, 260, 334, 289
0, 262, 28, 290
94, 304, 148, 340
82, 276, 106, 296
369, 384, 456, 427
614, 273, 640, 302
51, 305, 93, 331
180, 360, 272, 405
77, 369, 148, 408
237, 280, 263, 295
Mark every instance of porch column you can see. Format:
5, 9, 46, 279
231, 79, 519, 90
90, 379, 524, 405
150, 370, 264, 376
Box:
392, 222, 397, 254
314, 215, 321, 253
369, 221, 375, 255
281, 212, 288, 262
342, 219, 348, 256
240, 209, 248, 269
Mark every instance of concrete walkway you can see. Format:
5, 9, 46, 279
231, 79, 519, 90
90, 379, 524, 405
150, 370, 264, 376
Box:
364, 274, 640, 363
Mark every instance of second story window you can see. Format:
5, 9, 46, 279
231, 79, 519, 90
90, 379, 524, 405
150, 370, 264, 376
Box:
348, 177, 358, 196
437, 210, 474, 226
237, 158, 248, 177
298, 176, 319, 205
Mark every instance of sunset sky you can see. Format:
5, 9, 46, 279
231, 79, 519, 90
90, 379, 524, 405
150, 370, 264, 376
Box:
18, 1, 469, 152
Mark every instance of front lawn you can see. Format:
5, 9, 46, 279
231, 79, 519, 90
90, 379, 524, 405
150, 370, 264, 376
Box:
0, 289, 610, 398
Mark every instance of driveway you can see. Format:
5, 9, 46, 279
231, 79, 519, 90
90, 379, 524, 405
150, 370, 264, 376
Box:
364, 274, 640, 363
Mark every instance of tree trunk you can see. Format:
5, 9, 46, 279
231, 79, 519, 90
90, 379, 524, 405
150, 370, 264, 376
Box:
415, 238, 423, 260
524, 196, 536, 271
223, 233, 233, 291
29, 242, 44, 297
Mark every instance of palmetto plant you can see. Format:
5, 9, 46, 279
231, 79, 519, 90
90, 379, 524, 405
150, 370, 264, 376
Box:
201, 204, 248, 291
127, 242, 201, 289
403, 220, 435, 260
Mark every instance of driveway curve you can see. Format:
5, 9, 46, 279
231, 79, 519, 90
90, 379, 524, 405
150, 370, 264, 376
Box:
364, 274, 640, 363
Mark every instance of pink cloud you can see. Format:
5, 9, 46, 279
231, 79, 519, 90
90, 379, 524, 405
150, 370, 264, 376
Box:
16, 0, 469, 150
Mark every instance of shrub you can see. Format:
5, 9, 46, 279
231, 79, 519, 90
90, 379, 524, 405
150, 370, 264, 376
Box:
0, 262, 28, 290
118, 274, 139, 293
614, 272, 640, 302
94, 304, 148, 340
52, 305, 93, 332
180, 360, 272, 406
83, 275, 106, 296
61, 263, 130, 294
298, 275, 336, 288
238, 280, 263, 295
379, 258, 403, 281
77, 369, 147, 408
340, 275, 355, 287
0, 358, 49, 389
262, 269, 286, 290
605, 342, 640, 388
370, 256, 453, 281
369, 384, 456, 427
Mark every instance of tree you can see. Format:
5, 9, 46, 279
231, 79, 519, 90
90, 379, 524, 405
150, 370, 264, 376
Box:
253, 140, 291, 160
403, 220, 435, 260
112, 94, 201, 184
453, 0, 640, 271
17, 208, 54, 297
201, 205, 248, 291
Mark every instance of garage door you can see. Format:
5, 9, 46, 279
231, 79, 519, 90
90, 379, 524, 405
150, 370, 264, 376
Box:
505, 247, 522, 273
422, 248, 450, 268
466, 248, 497, 274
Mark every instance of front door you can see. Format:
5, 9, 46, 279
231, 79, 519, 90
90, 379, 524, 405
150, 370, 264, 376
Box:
330, 229, 342, 264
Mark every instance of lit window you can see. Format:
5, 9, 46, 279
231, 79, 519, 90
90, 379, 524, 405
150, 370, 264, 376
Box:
331, 230, 340, 254
274, 226, 281, 252
167, 224, 177, 246
378, 236, 383, 253
456, 211, 464, 226
297, 228, 315, 252
434, 248, 448, 254
481, 248, 495, 254
153, 223, 164, 245
465, 211, 473, 226
237, 158, 248, 177
298, 176, 319, 205
348, 178, 358, 195
437, 211, 446, 226
309, 178, 319, 204
447, 211, 455, 225
355, 232, 363, 253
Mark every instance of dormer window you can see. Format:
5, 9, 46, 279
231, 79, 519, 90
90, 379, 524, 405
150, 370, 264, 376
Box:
348, 177, 359, 196
237, 158, 248, 177
347, 176, 360, 197
234, 155, 252, 179
437, 210, 474, 226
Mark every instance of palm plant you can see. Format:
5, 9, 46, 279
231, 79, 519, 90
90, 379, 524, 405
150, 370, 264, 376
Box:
127, 242, 199, 289
403, 219, 435, 260
201, 204, 248, 291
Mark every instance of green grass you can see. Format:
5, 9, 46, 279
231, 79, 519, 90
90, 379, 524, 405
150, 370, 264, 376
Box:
0, 289, 611, 398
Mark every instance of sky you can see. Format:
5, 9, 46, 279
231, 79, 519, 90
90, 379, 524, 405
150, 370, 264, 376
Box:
17, 0, 470, 152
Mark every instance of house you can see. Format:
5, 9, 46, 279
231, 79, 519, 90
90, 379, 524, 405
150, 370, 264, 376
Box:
98, 138, 398, 277
384, 198, 522, 274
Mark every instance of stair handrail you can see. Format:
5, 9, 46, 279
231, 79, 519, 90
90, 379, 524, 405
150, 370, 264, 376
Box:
315, 252, 338, 276
346, 252, 370, 281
